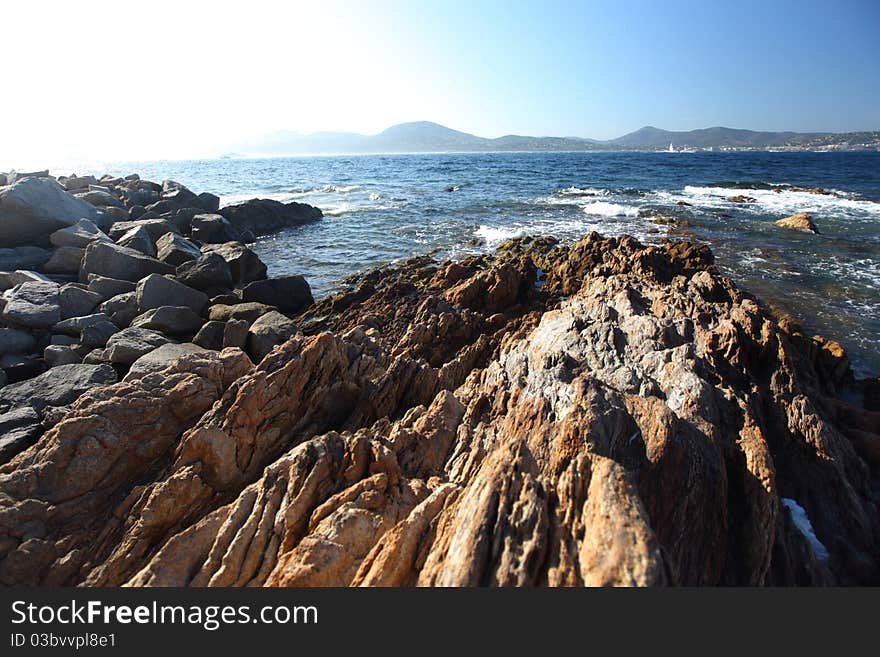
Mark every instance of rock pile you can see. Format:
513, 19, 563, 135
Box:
0, 170, 322, 461
0, 230, 877, 587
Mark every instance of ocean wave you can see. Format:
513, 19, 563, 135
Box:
558, 186, 609, 197
582, 201, 639, 217
475, 225, 524, 246
680, 185, 880, 216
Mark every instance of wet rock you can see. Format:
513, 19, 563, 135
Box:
201, 242, 267, 285
131, 306, 204, 336
246, 310, 299, 362
49, 219, 110, 248
135, 274, 208, 314
102, 327, 173, 365
156, 233, 201, 266
174, 253, 233, 291
79, 241, 174, 283
1, 281, 61, 328
218, 198, 322, 236
728, 195, 756, 203
0, 177, 101, 246
241, 275, 314, 314
774, 212, 819, 234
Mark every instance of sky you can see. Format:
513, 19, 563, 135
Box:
2, 0, 879, 165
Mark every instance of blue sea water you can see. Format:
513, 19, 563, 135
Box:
87, 151, 880, 377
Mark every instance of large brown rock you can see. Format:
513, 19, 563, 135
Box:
775, 212, 820, 234
0, 233, 877, 589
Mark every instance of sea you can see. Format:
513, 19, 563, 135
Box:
74, 151, 880, 378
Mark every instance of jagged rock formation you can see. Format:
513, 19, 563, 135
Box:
0, 233, 877, 586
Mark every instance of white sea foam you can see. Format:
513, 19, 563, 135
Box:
558, 186, 609, 197
781, 498, 830, 563
582, 201, 639, 217
680, 185, 880, 218
475, 224, 524, 246
319, 184, 363, 193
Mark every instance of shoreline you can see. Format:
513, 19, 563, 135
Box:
0, 169, 878, 586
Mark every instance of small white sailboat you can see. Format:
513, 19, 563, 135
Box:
667, 142, 675, 153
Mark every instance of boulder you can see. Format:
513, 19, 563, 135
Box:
190, 214, 242, 243
241, 275, 314, 314
79, 241, 174, 283
100, 206, 130, 223
44, 344, 82, 367
76, 189, 123, 208
223, 318, 249, 349
87, 274, 135, 299
80, 320, 121, 348
98, 292, 139, 327
192, 321, 225, 350
775, 212, 820, 234
156, 232, 200, 266
50, 218, 111, 248
5, 170, 51, 185
135, 274, 208, 314
0, 363, 117, 414
0, 177, 101, 246
43, 246, 85, 275
50, 334, 78, 346
247, 310, 299, 361
129, 205, 147, 219
202, 242, 267, 285
102, 327, 172, 365
131, 306, 204, 335
0, 270, 51, 290
0, 246, 51, 272
123, 342, 208, 381
1, 280, 61, 328
196, 192, 221, 213
160, 180, 199, 208
117, 225, 156, 257
61, 175, 98, 191
174, 252, 233, 290
0, 406, 43, 465
108, 218, 178, 243
0, 328, 36, 355
54, 312, 114, 336
58, 284, 103, 319
208, 302, 274, 323
218, 198, 322, 236
728, 195, 756, 203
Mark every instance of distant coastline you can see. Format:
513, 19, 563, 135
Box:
230, 120, 880, 158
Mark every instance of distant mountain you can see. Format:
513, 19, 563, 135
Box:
230, 121, 880, 155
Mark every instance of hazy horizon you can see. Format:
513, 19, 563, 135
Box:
3, 0, 878, 165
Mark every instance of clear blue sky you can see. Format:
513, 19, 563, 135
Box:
3, 0, 879, 163
348, 0, 880, 139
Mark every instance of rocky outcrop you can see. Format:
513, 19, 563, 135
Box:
0, 233, 877, 588
0, 177, 102, 246
775, 212, 820, 234
219, 199, 322, 237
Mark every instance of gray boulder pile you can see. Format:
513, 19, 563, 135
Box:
0, 169, 323, 464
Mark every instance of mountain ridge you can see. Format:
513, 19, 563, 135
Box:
230, 121, 880, 156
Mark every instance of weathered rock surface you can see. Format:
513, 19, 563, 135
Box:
124, 343, 210, 381
202, 242, 267, 285
131, 306, 204, 335
0, 363, 116, 415
2, 281, 61, 328
135, 274, 208, 314
101, 327, 173, 365
156, 233, 201, 266
50, 219, 110, 248
0, 233, 877, 589
175, 253, 233, 291
246, 310, 299, 362
58, 284, 103, 320
43, 247, 85, 275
